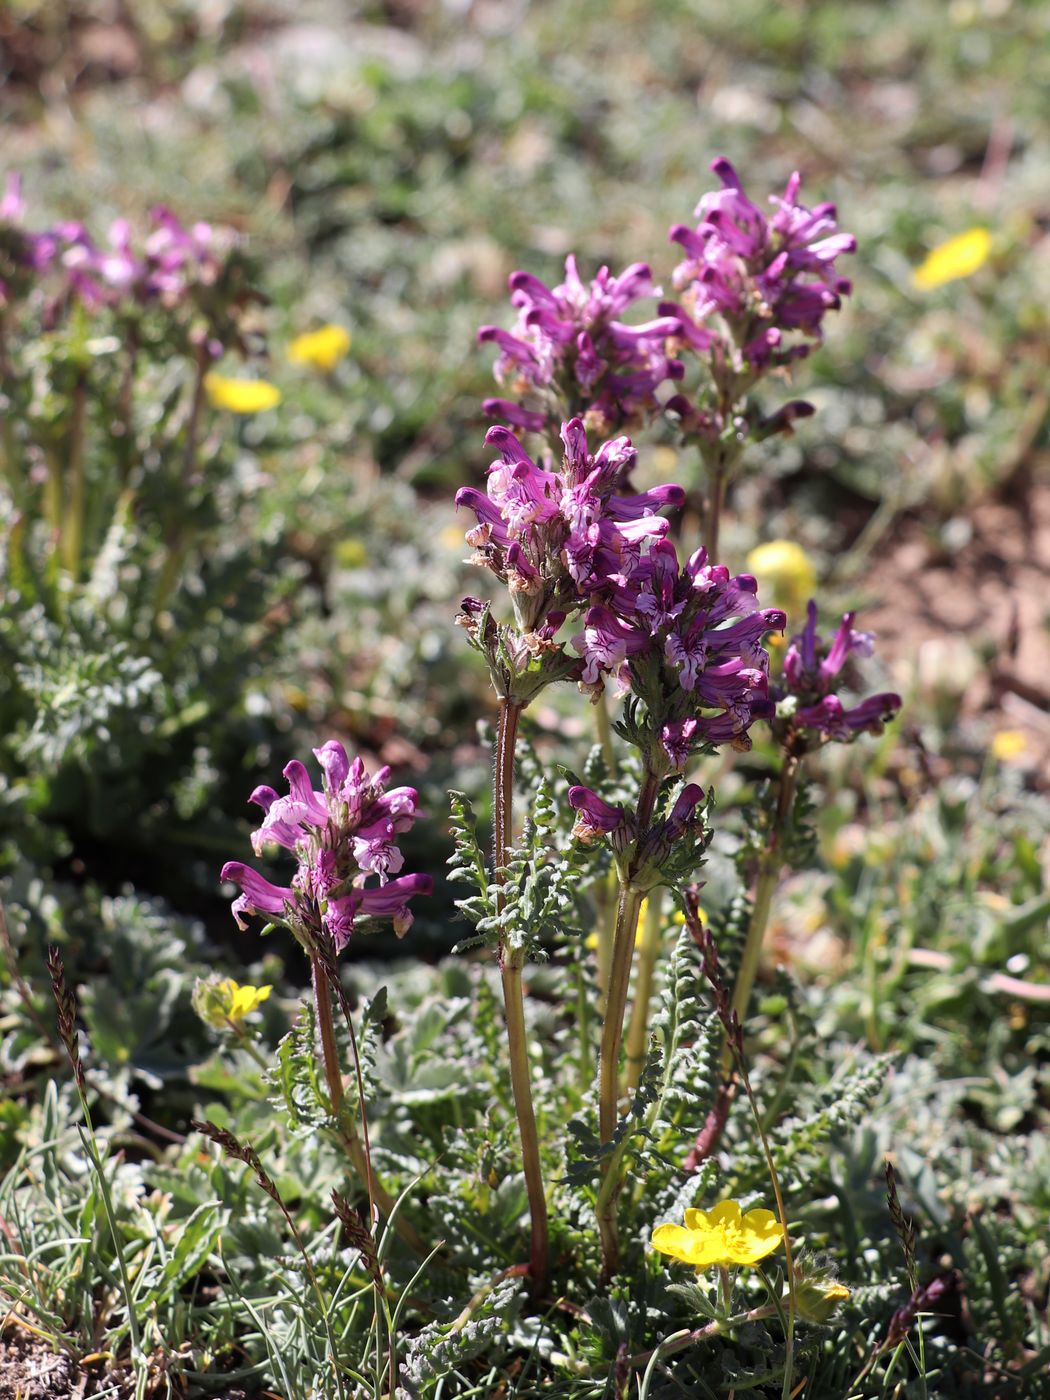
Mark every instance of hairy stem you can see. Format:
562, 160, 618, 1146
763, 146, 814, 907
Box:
704, 464, 728, 563
622, 887, 664, 1097
727, 754, 801, 1057
494, 698, 549, 1295
596, 766, 660, 1279
594, 690, 618, 776
60, 371, 87, 581
310, 957, 425, 1256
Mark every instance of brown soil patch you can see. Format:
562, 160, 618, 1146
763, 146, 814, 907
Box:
0, 1328, 251, 1400
863, 475, 1050, 779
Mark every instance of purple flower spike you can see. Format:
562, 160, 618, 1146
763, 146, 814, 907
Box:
665, 782, 704, 836
220, 862, 295, 930
573, 536, 784, 766
221, 740, 431, 950
456, 417, 684, 632
670, 160, 855, 370
479, 255, 684, 432
778, 601, 901, 748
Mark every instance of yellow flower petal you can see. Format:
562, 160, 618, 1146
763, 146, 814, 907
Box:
746, 540, 817, 613
912, 228, 991, 291
217, 978, 270, 1021
227, 982, 272, 1021
797, 1277, 851, 1321
991, 729, 1027, 761
731, 1208, 784, 1264
656, 1200, 784, 1272
204, 373, 282, 413
651, 1222, 726, 1267
287, 324, 352, 371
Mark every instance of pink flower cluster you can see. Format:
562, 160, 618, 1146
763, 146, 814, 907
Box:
478, 256, 684, 433
575, 540, 785, 769
667, 158, 856, 371
455, 416, 683, 632
221, 741, 432, 948
778, 602, 901, 743
1, 175, 240, 349
477, 160, 856, 439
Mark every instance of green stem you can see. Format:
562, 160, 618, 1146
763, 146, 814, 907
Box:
729, 1047, 798, 1397
117, 328, 137, 486
60, 371, 87, 581
494, 698, 549, 1295
591, 640, 619, 1018
154, 347, 208, 617
596, 767, 660, 1279
728, 754, 801, 1052
594, 869, 617, 1015
622, 887, 663, 1096
705, 464, 728, 563
310, 957, 426, 1257
0, 312, 20, 498
594, 691, 618, 776
182, 344, 208, 486
575, 950, 592, 1092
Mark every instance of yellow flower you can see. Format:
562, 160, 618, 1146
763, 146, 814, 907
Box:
287, 324, 352, 372
746, 540, 817, 615
912, 228, 991, 291
651, 1199, 784, 1270
797, 1278, 851, 1322
990, 729, 1027, 761
193, 976, 272, 1030
223, 979, 272, 1021
204, 372, 281, 413
585, 896, 658, 952
671, 906, 706, 927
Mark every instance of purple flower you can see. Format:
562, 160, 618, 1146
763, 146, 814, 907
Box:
667, 158, 855, 371
479, 255, 684, 432
778, 601, 901, 745
663, 782, 705, 839
568, 786, 633, 845
221, 740, 432, 948
219, 862, 295, 931
574, 540, 784, 769
455, 417, 683, 632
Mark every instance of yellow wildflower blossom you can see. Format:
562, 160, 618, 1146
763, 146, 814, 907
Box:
287, 324, 352, 372
746, 540, 817, 615
797, 1278, 851, 1322
223, 979, 272, 1021
912, 228, 991, 291
652, 1199, 783, 1269
193, 976, 272, 1030
990, 729, 1027, 761
204, 373, 281, 413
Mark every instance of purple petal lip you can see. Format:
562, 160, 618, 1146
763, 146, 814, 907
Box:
568, 785, 625, 828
